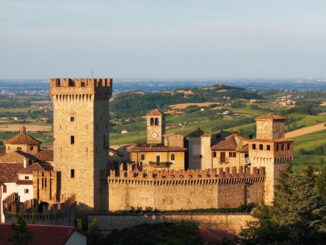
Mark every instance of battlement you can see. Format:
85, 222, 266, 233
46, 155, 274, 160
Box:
50, 78, 112, 97
108, 166, 265, 185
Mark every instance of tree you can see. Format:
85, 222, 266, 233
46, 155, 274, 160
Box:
87, 218, 102, 245
240, 167, 326, 244
9, 210, 33, 245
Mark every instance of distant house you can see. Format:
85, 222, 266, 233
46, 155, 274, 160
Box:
0, 224, 86, 245
121, 130, 128, 134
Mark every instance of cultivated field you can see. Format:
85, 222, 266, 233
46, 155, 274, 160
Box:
0, 124, 52, 132
285, 123, 326, 138
170, 102, 219, 110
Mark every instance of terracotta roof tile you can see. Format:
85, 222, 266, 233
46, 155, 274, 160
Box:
211, 135, 237, 151
255, 114, 285, 121
0, 151, 36, 164
188, 128, 210, 137
0, 224, 79, 245
130, 144, 186, 152
146, 109, 164, 116
18, 162, 53, 174
0, 163, 22, 183
35, 150, 53, 162
4, 127, 41, 146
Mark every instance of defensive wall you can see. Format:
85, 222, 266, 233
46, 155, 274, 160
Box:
107, 166, 265, 211
89, 213, 256, 235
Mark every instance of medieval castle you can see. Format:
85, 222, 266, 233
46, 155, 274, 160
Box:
0, 78, 293, 223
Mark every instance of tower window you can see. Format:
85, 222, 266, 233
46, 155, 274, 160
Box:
70, 169, 75, 178
70, 117, 74, 122
267, 145, 271, 151
30, 146, 33, 151
171, 154, 175, 161
252, 144, 256, 150
24, 189, 29, 194
141, 154, 145, 161
213, 152, 217, 158
70, 136, 75, 145
156, 155, 160, 163
155, 118, 159, 126
150, 118, 154, 125
281, 144, 284, 151
259, 144, 263, 150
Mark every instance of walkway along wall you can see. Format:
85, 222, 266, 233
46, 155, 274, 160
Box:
107, 167, 265, 211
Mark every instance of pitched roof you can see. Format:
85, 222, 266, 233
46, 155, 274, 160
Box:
0, 151, 36, 164
18, 162, 53, 174
146, 109, 164, 116
4, 127, 41, 146
211, 135, 237, 151
35, 150, 53, 162
0, 224, 84, 245
255, 114, 285, 121
0, 163, 22, 183
129, 144, 186, 152
187, 128, 210, 137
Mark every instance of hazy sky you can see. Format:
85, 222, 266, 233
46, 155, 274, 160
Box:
1, 0, 326, 79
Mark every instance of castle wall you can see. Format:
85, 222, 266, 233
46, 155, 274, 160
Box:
89, 213, 257, 235
107, 167, 265, 212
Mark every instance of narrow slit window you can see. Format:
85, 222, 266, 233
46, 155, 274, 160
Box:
70, 136, 75, 145
71, 169, 75, 178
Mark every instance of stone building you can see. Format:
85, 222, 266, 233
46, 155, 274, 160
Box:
129, 110, 186, 170
50, 78, 112, 212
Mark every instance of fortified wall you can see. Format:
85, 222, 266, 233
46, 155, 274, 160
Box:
107, 166, 265, 211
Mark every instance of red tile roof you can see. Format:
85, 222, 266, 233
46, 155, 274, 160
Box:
0, 151, 36, 164
0, 163, 22, 183
255, 114, 285, 121
211, 135, 237, 151
0, 224, 83, 245
188, 128, 210, 137
129, 144, 186, 152
4, 129, 41, 146
146, 109, 164, 116
18, 162, 53, 174
35, 150, 53, 162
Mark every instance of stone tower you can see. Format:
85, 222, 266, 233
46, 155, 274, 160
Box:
50, 78, 112, 212
146, 109, 164, 145
250, 115, 293, 205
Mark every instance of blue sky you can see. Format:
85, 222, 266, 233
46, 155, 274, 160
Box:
1, 0, 326, 79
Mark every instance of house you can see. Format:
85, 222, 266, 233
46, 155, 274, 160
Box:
0, 224, 86, 245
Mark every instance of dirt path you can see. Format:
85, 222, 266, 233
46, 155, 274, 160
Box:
285, 123, 326, 138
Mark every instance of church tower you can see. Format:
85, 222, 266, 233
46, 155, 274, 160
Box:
50, 78, 112, 211
146, 109, 164, 145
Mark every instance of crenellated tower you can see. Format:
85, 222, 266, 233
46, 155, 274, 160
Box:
50, 78, 112, 212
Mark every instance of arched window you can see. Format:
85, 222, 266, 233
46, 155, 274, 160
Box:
150, 118, 154, 125
171, 154, 175, 161
141, 154, 145, 161
155, 118, 159, 126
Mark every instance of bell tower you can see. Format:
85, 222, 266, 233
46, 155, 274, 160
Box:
50, 78, 112, 212
146, 109, 164, 145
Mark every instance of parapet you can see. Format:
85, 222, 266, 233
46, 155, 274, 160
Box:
49, 78, 112, 97
108, 166, 265, 186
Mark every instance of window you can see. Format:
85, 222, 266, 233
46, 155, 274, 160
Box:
57, 80, 61, 87
267, 145, 271, 151
3, 185, 7, 193
150, 118, 154, 125
287, 143, 290, 150
70, 169, 75, 178
199, 155, 203, 159
24, 189, 29, 194
17, 147, 22, 151
24, 176, 29, 180
155, 118, 159, 126
156, 155, 160, 163
281, 144, 284, 151
259, 144, 263, 150
229, 152, 236, 158
29, 146, 33, 151
70, 117, 74, 122
213, 152, 217, 158
220, 152, 226, 163
252, 144, 256, 150
171, 154, 175, 161
276, 144, 279, 151
70, 136, 75, 145
81, 82, 85, 87
141, 154, 145, 161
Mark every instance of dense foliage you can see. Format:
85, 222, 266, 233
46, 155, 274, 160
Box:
106, 222, 204, 245
240, 167, 326, 244
9, 212, 33, 245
